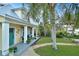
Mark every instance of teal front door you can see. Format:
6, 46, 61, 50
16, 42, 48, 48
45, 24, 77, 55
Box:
9, 28, 14, 46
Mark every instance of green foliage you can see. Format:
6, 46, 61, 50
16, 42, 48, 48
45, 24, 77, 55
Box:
56, 31, 79, 39
27, 38, 32, 44
27, 3, 57, 25
73, 35, 79, 39
56, 32, 64, 38
38, 22, 51, 37
61, 4, 79, 29
9, 47, 14, 53
9, 47, 17, 53
38, 24, 44, 36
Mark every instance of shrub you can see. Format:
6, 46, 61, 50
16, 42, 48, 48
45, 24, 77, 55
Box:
9, 47, 14, 53
27, 38, 32, 44
73, 35, 79, 39
9, 46, 17, 53
56, 32, 64, 38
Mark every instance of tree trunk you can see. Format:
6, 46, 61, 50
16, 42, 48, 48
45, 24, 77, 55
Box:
44, 30, 47, 36
43, 27, 47, 36
51, 24, 58, 50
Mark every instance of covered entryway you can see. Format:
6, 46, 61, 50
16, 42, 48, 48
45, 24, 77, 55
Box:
9, 28, 15, 47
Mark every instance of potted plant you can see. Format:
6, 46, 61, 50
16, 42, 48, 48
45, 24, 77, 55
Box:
9, 46, 17, 56
9, 47, 14, 56
13, 46, 17, 53
27, 38, 31, 44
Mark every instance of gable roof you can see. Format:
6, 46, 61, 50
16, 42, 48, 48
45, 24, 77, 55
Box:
0, 4, 39, 26
0, 4, 20, 19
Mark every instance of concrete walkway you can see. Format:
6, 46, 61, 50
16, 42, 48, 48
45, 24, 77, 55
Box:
14, 38, 40, 56
32, 43, 79, 49
20, 42, 79, 56
21, 47, 39, 56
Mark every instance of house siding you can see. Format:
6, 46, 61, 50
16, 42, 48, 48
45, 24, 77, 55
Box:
0, 16, 4, 22
10, 24, 22, 45
15, 25, 22, 44
15, 9, 22, 19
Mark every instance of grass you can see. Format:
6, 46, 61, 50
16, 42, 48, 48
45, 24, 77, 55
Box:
36, 37, 73, 45
36, 37, 52, 44
34, 45, 79, 56
56, 38, 73, 43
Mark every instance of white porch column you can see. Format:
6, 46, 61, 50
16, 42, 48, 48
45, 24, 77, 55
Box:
32, 27, 34, 38
24, 26, 27, 43
2, 22, 9, 56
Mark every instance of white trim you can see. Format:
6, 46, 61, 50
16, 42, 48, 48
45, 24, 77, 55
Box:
14, 28, 16, 45
24, 26, 27, 43
32, 27, 34, 37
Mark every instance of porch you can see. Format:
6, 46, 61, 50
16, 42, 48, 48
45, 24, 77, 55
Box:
13, 36, 40, 56
0, 22, 38, 56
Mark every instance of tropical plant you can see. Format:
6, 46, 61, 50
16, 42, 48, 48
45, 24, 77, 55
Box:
22, 3, 79, 50
26, 3, 58, 50
60, 3, 79, 36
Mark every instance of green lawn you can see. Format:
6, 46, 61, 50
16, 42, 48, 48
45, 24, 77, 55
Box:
34, 45, 79, 56
36, 37, 52, 44
56, 38, 73, 43
36, 37, 73, 45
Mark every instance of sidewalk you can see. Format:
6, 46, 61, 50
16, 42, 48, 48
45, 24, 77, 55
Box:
14, 37, 40, 56
20, 42, 78, 56
21, 47, 39, 56
32, 43, 79, 49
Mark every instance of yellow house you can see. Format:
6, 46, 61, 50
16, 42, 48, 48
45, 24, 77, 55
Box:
0, 4, 38, 55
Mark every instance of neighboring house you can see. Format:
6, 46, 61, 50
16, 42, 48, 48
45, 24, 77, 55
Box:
63, 25, 73, 34
0, 4, 38, 55
63, 25, 79, 35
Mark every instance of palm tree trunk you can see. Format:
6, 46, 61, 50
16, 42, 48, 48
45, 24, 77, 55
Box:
43, 24, 47, 36
51, 24, 58, 50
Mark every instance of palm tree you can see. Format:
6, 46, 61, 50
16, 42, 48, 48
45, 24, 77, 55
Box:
70, 4, 79, 36
26, 3, 58, 50
61, 3, 79, 36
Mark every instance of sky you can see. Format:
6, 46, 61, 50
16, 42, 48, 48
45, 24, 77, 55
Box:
10, 3, 62, 16
10, 3, 23, 8
6, 3, 63, 20
55, 4, 64, 18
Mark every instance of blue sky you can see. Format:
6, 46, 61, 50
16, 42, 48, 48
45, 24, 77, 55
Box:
10, 3, 62, 18
55, 4, 63, 18
10, 3, 22, 8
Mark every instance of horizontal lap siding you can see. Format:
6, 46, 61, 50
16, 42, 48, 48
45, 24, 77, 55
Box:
0, 16, 4, 22
10, 24, 22, 45
16, 25, 22, 44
